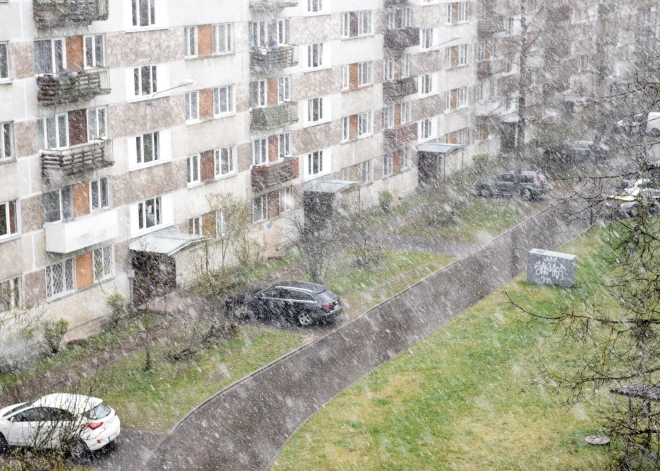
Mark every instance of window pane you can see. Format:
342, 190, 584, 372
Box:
54, 40, 64, 73
84, 37, 93, 67
101, 178, 108, 207
139, 0, 149, 26
141, 65, 150, 95
64, 259, 74, 291
43, 190, 61, 223
57, 115, 67, 147
52, 263, 64, 295
95, 35, 104, 66
61, 186, 73, 221
143, 133, 153, 162
91, 180, 99, 210
46, 116, 56, 149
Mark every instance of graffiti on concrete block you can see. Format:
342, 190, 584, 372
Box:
527, 249, 577, 288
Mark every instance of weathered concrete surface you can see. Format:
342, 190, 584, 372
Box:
141, 206, 589, 471
527, 248, 577, 288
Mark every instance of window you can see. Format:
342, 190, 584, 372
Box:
93, 246, 114, 282
401, 54, 411, 77
383, 154, 393, 177
184, 26, 197, 58
37, 114, 68, 150
131, 0, 156, 27
307, 150, 324, 176
84, 34, 105, 68
504, 17, 514, 35
358, 11, 373, 35
0, 277, 21, 312
279, 187, 293, 213
421, 29, 433, 50
189, 216, 202, 235
445, 44, 468, 68
135, 131, 159, 164
278, 19, 290, 45
341, 65, 349, 90
307, 43, 324, 69
384, 57, 394, 82
249, 80, 266, 107
340, 13, 350, 38
447, 2, 468, 24
87, 107, 107, 141
358, 61, 373, 86
188, 154, 200, 184
341, 117, 349, 142
250, 21, 269, 48
215, 146, 236, 177
420, 118, 434, 140
402, 148, 412, 169
43, 187, 72, 223
401, 102, 411, 123
504, 57, 513, 73
185, 91, 199, 122
45, 258, 75, 300
137, 196, 161, 230
133, 65, 157, 96
253, 195, 267, 223
279, 132, 291, 159
386, 8, 412, 29
307, 0, 323, 13
89, 177, 109, 211
213, 85, 234, 116
278, 76, 290, 103
216, 209, 225, 237
0, 43, 7, 80
383, 106, 394, 129
34, 39, 64, 75
213, 24, 233, 54
0, 200, 17, 238
358, 160, 372, 182
252, 138, 267, 165
420, 73, 434, 95
358, 111, 372, 137
1, 122, 12, 160
458, 44, 468, 65
307, 97, 325, 124
457, 87, 467, 107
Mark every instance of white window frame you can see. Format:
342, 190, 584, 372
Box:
279, 132, 291, 159
1, 122, 13, 161
341, 117, 349, 142
279, 187, 294, 213
216, 209, 225, 237
401, 54, 411, 78
45, 258, 75, 301
89, 177, 109, 212
358, 61, 373, 87
340, 13, 350, 38
87, 107, 107, 141
402, 147, 412, 170
358, 159, 373, 183
306, 96, 327, 125
0, 200, 18, 239
458, 2, 468, 23
212, 23, 233, 54
401, 102, 411, 123
383, 106, 395, 129
185, 91, 199, 122
93, 246, 114, 283
307, 43, 324, 69
83, 34, 105, 69
34, 38, 65, 75
215, 146, 236, 177
341, 65, 349, 90
383, 154, 393, 177
420, 117, 435, 141
278, 18, 290, 45
43, 186, 73, 223
131, 0, 156, 27
184, 26, 197, 58
250, 80, 267, 108
358, 111, 373, 138
384, 57, 394, 82
137, 196, 162, 231
420, 73, 434, 96
0, 276, 21, 313
278, 76, 291, 103
252, 138, 267, 166
187, 154, 200, 185
358, 11, 373, 36
253, 195, 267, 223
135, 131, 160, 164
189, 216, 202, 235
457, 87, 467, 107
306, 150, 325, 177
421, 28, 433, 50
214, 85, 235, 116
458, 44, 468, 66
307, 0, 324, 14
133, 64, 157, 96
37, 114, 68, 150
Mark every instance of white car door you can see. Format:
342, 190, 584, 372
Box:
5, 407, 44, 447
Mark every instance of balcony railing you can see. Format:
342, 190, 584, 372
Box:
251, 158, 297, 191
478, 18, 504, 36
384, 0, 410, 7
384, 27, 420, 50
250, 45, 298, 73
249, 0, 298, 11
477, 58, 504, 77
383, 123, 417, 151
383, 76, 418, 101
45, 209, 119, 254
33, 0, 108, 28
41, 140, 113, 180
37, 68, 111, 105
251, 102, 298, 131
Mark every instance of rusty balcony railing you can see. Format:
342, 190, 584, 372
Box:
41, 139, 113, 179
383, 123, 417, 151
250, 45, 298, 74
383, 76, 418, 101
251, 102, 298, 131
249, 0, 298, 11
251, 158, 297, 191
37, 68, 111, 105
478, 17, 505, 37
33, 0, 108, 28
384, 27, 420, 50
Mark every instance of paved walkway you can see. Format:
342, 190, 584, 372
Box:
139, 205, 589, 471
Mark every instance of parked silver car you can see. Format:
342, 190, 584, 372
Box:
475, 171, 550, 200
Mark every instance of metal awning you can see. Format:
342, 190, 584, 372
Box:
611, 384, 660, 402
129, 231, 206, 256
303, 179, 357, 194
418, 140, 463, 154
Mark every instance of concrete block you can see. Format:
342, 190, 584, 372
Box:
527, 248, 577, 288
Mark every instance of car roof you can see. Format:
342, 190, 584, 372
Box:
273, 281, 327, 294
32, 393, 102, 415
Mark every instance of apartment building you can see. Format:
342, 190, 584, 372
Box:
0, 0, 486, 342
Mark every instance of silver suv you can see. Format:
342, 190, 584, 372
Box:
475, 171, 550, 200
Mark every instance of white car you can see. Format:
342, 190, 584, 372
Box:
0, 393, 120, 457
604, 178, 660, 217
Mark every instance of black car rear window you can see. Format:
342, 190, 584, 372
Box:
316, 290, 337, 303
2, 402, 33, 417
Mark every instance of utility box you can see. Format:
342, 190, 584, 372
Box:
527, 249, 577, 288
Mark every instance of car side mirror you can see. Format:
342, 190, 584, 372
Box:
8, 416, 15, 423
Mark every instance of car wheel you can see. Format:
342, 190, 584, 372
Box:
478, 186, 492, 198
0, 433, 8, 454
71, 440, 90, 460
233, 303, 251, 321
521, 188, 533, 201
296, 311, 314, 327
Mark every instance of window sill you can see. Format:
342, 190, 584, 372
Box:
185, 52, 236, 61
125, 25, 169, 34
131, 223, 174, 239
214, 112, 236, 120
187, 182, 203, 189
340, 34, 375, 41
213, 172, 237, 182
302, 11, 330, 17
304, 66, 331, 74
0, 157, 16, 166
129, 159, 171, 172
0, 233, 21, 245
0, 78, 12, 85
303, 119, 331, 128
444, 106, 469, 115
445, 64, 469, 71
418, 92, 438, 99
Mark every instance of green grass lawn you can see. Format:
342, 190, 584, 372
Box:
273, 227, 615, 471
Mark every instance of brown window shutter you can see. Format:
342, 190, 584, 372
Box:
268, 135, 279, 162
485, 42, 491, 60
349, 165, 359, 181
350, 12, 358, 37
449, 132, 457, 144
393, 152, 401, 173
349, 114, 358, 140
66, 35, 84, 71
202, 211, 216, 237
394, 104, 401, 126
73, 182, 90, 217
450, 89, 457, 109
451, 46, 458, 67
68, 109, 87, 146
267, 191, 280, 218
199, 89, 214, 120
200, 150, 214, 181
75, 252, 93, 289
349, 63, 358, 90
198, 25, 213, 56
451, 3, 458, 23
267, 78, 278, 106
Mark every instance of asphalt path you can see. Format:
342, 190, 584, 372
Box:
139, 205, 589, 471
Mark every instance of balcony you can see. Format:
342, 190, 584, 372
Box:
384, 0, 410, 7
251, 102, 298, 131
41, 140, 113, 180
250, 45, 298, 74
37, 69, 111, 105
45, 209, 119, 254
477, 58, 504, 77
252, 158, 297, 191
383, 76, 418, 101
33, 0, 108, 28
478, 18, 504, 37
249, 0, 298, 11
383, 123, 417, 151
384, 27, 420, 50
